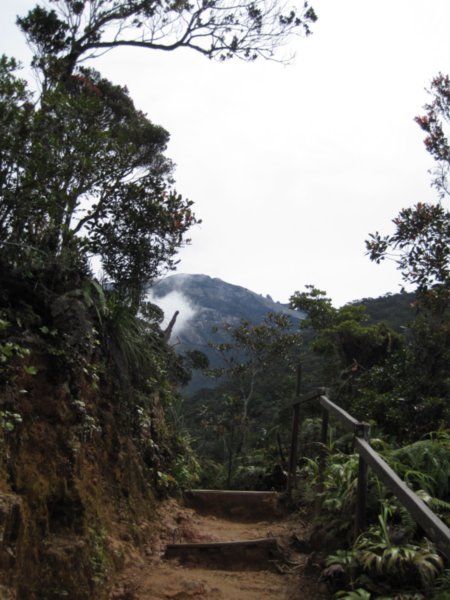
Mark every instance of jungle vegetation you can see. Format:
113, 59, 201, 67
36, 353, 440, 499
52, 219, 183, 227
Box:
0, 2, 449, 598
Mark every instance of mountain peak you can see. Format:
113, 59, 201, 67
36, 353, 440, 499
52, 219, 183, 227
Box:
147, 273, 304, 392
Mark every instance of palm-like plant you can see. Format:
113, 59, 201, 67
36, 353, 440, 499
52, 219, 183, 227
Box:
325, 502, 444, 598
387, 434, 450, 498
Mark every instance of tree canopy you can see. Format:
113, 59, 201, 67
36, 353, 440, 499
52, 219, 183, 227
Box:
1, 0, 317, 308
366, 202, 450, 292
290, 285, 402, 382
18, 0, 317, 81
365, 74, 450, 309
415, 73, 450, 200
0, 56, 197, 308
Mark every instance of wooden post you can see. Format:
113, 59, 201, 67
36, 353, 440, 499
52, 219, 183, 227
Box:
319, 407, 329, 470
315, 407, 329, 514
287, 404, 300, 494
355, 423, 371, 537
286, 364, 302, 495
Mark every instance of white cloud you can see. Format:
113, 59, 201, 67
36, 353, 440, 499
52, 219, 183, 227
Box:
146, 290, 197, 337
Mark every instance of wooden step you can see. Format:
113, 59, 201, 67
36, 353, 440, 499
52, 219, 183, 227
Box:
184, 489, 282, 520
165, 537, 280, 570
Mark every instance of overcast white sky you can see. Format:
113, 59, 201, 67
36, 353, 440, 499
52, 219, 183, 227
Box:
2, 0, 449, 306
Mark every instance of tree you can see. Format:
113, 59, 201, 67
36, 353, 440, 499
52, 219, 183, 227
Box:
290, 285, 402, 394
0, 60, 197, 309
366, 74, 450, 299
415, 73, 450, 200
362, 75, 450, 437
365, 75, 450, 322
18, 0, 317, 81
5, 0, 316, 308
364, 204, 449, 437
210, 312, 302, 455
365, 202, 450, 293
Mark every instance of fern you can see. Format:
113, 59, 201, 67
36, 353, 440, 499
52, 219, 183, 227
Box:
388, 439, 450, 497
433, 567, 450, 594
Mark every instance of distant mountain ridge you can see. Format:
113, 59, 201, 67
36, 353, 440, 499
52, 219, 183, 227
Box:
148, 274, 415, 392
148, 274, 305, 390
151, 273, 302, 323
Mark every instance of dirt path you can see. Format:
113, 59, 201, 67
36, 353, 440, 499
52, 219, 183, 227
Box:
111, 498, 329, 600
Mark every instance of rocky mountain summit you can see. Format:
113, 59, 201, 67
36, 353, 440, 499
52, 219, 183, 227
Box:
148, 274, 304, 390
150, 273, 303, 338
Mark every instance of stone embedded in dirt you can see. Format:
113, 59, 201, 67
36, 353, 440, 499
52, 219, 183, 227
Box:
167, 579, 224, 599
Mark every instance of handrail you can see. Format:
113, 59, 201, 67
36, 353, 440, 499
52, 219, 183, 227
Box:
319, 394, 359, 432
355, 437, 450, 558
290, 388, 450, 560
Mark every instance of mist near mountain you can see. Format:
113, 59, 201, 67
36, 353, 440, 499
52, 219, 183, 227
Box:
147, 274, 305, 391
146, 289, 198, 338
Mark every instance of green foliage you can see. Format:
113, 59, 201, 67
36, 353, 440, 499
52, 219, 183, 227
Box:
0, 59, 198, 309
361, 75, 450, 440
291, 286, 402, 368
188, 312, 302, 487
309, 431, 450, 599
334, 588, 371, 599
388, 433, 450, 498
290, 285, 336, 330
361, 292, 415, 332
162, 394, 201, 491
367, 74, 450, 294
323, 499, 445, 598
366, 203, 450, 293
0, 316, 34, 393
415, 73, 450, 200
434, 569, 450, 598
290, 285, 403, 404
0, 410, 23, 433
101, 295, 163, 388
89, 527, 109, 585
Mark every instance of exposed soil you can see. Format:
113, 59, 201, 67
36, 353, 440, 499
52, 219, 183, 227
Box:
111, 498, 330, 600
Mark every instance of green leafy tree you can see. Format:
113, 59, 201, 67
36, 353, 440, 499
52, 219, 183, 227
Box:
415, 73, 450, 200
363, 75, 450, 437
366, 73, 450, 303
290, 286, 402, 393
366, 203, 449, 411
3, 0, 317, 308
366, 202, 449, 296
210, 312, 302, 456
0, 60, 197, 309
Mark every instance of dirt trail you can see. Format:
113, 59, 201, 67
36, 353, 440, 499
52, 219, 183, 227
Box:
111, 498, 329, 600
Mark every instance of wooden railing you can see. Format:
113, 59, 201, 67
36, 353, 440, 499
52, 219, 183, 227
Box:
287, 386, 450, 560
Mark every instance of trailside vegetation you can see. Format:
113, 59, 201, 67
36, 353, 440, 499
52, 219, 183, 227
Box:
290, 76, 450, 599
182, 73, 450, 600
186, 313, 302, 488
0, 55, 198, 311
